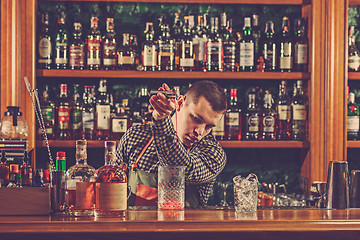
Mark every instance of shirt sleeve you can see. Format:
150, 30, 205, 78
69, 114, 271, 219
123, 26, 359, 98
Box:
199, 180, 215, 205
116, 126, 131, 165
152, 116, 227, 184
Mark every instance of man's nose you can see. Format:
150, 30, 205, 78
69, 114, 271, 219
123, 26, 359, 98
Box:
194, 125, 205, 136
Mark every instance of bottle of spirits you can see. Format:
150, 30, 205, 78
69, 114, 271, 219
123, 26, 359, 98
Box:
263, 21, 277, 72
57, 84, 71, 140
223, 19, 237, 72
276, 80, 291, 140
103, 18, 117, 70
293, 18, 308, 72
37, 12, 52, 69
193, 15, 206, 71
252, 14, 261, 64
95, 79, 111, 140
347, 92, 360, 140
0, 151, 9, 187
239, 17, 255, 72
70, 84, 82, 140
20, 152, 32, 187
279, 16, 293, 72
65, 140, 95, 217
55, 11, 68, 69
82, 85, 95, 140
139, 87, 150, 120
261, 90, 278, 140
118, 33, 136, 70
111, 103, 131, 140
142, 22, 157, 71
348, 26, 360, 72
56, 151, 67, 172
180, 16, 195, 71
130, 34, 140, 69
69, 22, 85, 70
157, 23, 175, 71
37, 85, 55, 140
94, 141, 128, 218
291, 80, 307, 140
86, 16, 101, 70
244, 88, 261, 140
204, 17, 223, 72
225, 89, 242, 140
8, 164, 20, 187
172, 13, 183, 71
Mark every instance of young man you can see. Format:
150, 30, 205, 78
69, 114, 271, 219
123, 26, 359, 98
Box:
117, 80, 227, 206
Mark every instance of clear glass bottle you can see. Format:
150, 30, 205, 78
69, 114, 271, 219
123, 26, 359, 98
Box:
86, 16, 101, 70
103, 18, 117, 70
239, 17, 255, 72
69, 22, 85, 70
261, 90, 278, 140
279, 16, 293, 72
142, 22, 157, 71
111, 103, 131, 140
223, 19, 237, 72
0, 151, 9, 187
225, 89, 242, 140
157, 23, 175, 71
70, 84, 83, 140
347, 91, 360, 140
291, 80, 307, 140
276, 80, 291, 140
193, 15, 206, 71
293, 18, 308, 72
65, 140, 95, 217
348, 26, 360, 72
118, 33, 136, 70
180, 16, 195, 71
55, 11, 68, 69
82, 85, 95, 140
204, 17, 223, 72
244, 88, 261, 140
95, 79, 111, 140
37, 12, 52, 69
94, 141, 128, 218
263, 21, 277, 72
57, 84, 71, 140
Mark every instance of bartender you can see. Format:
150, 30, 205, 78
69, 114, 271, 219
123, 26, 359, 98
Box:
116, 80, 227, 207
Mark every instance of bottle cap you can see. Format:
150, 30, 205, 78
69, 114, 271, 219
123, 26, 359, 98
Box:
57, 151, 66, 158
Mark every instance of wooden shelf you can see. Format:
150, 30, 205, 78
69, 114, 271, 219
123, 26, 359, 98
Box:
347, 141, 360, 148
36, 69, 310, 80
36, 140, 310, 149
350, 0, 360, 5
348, 72, 360, 80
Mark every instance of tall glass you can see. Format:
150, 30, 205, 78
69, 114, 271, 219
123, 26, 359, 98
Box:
158, 166, 185, 210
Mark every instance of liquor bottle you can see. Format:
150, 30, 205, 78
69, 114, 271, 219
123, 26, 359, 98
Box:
252, 14, 261, 64
95, 79, 111, 140
94, 141, 128, 218
69, 22, 85, 70
139, 87, 150, 120
103, 18, 117, 70
239, 17, 255, 72
293, 18, 308, 72
70, 84, 83, 140
118, 33, 136, 70
261, 90, 278, 140
111, 103, 131, 140
263, 21, 277, 72
193, 15, 206, 71
82, 85, 95, 140
56, 151, 67, 172
180, 16, 195, 71
130, 34, 140, 69
279, 16, 293, 72
348, 26, 360, 72
157, 23, 175, 71
276, 80, 291, 140
65, 140, 95, 216
347, 92, 360, 140
132, 111, 143, 127
0, 151, 9, 187
204, 17, 223, 72
142, 22, 157, 71
224, 89, 241, 140
172, 13, 183, 71
55, 11, 68, 69
37, 12, 52, 69
291, 80, 307, 140
37, 85, 55, 140
223, 19, 237, 72
86, 16, 101, 70
20, 152, 32, 187
244, 88, 261, 140
57, 84, 71, 140
8, 164, 20, 187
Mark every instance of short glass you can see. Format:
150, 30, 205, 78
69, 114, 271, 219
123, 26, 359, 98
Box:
158, 166, 185, 210
233, 173, 258, 212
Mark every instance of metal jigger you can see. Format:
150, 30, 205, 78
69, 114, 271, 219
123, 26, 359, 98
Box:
326, 161, 350, 209
310, 181, 327, 208
350, 170, 360, 208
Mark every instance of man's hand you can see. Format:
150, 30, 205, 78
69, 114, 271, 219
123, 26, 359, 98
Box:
149, 83, 176, 121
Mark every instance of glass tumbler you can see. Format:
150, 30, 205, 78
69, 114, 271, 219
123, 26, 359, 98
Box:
158, 166, 185, 210
233, 173, 258, 212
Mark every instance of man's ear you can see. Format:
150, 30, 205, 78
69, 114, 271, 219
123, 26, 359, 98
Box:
176, 95, 186, 111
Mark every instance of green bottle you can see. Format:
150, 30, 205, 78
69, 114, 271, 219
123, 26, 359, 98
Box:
347, 92, 360, 140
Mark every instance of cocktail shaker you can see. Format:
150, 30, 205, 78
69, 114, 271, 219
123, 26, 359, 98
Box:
350, 170, 360, 208
326, 161, 349, 209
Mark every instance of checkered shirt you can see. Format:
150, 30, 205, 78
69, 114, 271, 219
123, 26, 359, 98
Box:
116, 116, 227, 205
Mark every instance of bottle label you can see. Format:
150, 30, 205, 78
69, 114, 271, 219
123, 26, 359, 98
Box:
295, 43, 308, 64
159, 43, 174, 54
66, 177, 82, 190
278, 105, 290, 120
263, 44, 276, 68
207, 42, 220, 54
212, 116, 225, 136
118, 56, 134, 65
41, 106, 54, 122
96, 105, 110, 130
347, 116, 360, 131
69, 45, 85, 67
58, 106, 70, 129
263, 116, 275, 132
143, 45, 157, 67
239, 42, 254, 67
180, 58, 194, 67
95, 182, 127, 211
349, 56, 360, 70
103, 58, 117, 66
87, 38, 101, 65
248, 115, 259, 132
224, 43, 236, 66
55, 37, 68, 64
293, 105, 307, 120
226, 112, 240, 127
76, 182, 95, 210
39, 38, 52, 58
83, 112, 94, 129
193, 37, 205, 61
280, 43, 292, 69
38, 127, 53, 135
112, 118, 128, 133
71, 108, 82, 130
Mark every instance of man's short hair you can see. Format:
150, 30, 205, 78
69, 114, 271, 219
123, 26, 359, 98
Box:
184, 80, 227, 113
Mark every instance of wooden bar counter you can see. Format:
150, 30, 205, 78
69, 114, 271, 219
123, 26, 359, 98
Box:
0, 208, 360, 240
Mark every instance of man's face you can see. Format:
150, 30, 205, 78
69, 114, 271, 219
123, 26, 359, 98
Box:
174, 95, 224, 147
